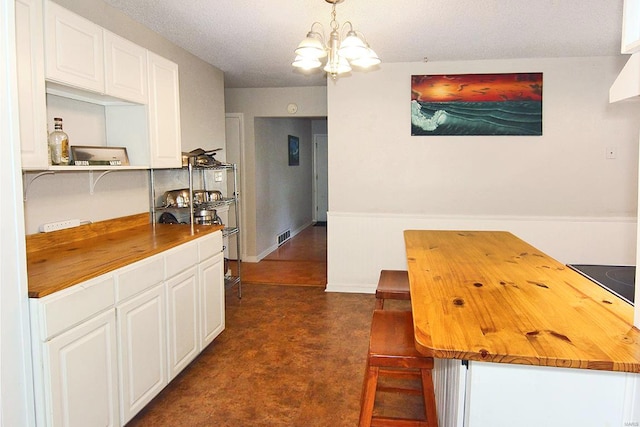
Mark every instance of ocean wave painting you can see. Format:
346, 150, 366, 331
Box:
411, 73, 543, 136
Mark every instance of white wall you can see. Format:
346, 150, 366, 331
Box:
1, 0, 35, 424
23, 0, 226, 234
225, 86, 328, 258
254, 118, 313, 258
326, 57, 640, 293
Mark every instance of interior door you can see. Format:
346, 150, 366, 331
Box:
314, 134, 328, 222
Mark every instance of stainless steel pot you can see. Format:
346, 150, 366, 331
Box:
193, 208, 222, 225
163, 189, 190, 208
192, 190, 223, 205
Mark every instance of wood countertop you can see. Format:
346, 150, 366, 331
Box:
404, 230, 640, 373
27, 213, 223, 298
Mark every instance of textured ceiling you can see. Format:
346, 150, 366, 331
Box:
101, 0, 625, 88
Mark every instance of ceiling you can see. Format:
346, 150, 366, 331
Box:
101, 0, 626, 89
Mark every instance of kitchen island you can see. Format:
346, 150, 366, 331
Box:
404, 230, 640, 427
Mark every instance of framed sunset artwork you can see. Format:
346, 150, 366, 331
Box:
411, 73, 543, 136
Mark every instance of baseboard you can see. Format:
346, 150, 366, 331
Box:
325, 283, 375, 294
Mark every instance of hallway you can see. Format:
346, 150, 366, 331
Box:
237, 224, 327, 287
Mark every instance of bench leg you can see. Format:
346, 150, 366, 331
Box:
359, 363, 379, 427
420, 368, 439, 427
375, 298, 385, 309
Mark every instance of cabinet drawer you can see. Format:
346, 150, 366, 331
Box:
198, 231, 223, 262
34, 273, 115, 341
164, 241, 198, 279
115, 255, 164, 302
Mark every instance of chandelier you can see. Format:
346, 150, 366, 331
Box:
292, 0, 380, 80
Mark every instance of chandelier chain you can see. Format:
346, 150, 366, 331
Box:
330, 3, 338, 31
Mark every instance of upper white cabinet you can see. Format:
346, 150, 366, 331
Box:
104, 31, 148, 104
15, 0, 48, 169
622, 0, 640, 53
18, 1, 180, 169
148, 52, 182, 168
45, 0, 104, 93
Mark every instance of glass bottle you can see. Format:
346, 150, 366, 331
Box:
49, 117, 69, 165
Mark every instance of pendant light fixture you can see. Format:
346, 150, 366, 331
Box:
292, 0, 381, 80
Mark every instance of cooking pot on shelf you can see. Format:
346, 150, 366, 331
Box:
193, 208, 223, 225
163, 189, 190, 208
192, 190, 223, 205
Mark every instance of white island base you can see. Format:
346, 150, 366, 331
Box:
434, 359, 640, 427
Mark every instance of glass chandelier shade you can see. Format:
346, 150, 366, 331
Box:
292, 0, 380, 80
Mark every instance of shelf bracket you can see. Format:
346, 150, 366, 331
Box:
23, 171, 55, 201
89, 170, 114, 195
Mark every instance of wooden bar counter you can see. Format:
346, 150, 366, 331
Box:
405, 230, 640, 426
404, 230, 640, 373
27, 213, 223, 298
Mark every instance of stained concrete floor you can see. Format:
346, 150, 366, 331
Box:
127, 284, 380, 426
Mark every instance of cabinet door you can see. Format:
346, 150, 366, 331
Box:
117, 283, 166, 424
622, 0, 640, 53
166, 267, 199, 380
45, 309, 118, 427
15, 0, 48, 169
147, 51, 181, 168
45, 0, 104, 92
104, 31, 147, 104
199, 252, 225, 349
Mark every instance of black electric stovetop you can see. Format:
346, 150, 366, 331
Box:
568, 264, 635, 306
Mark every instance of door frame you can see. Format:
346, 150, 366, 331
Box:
312, 133, 328, 223
224, 113, 247, 261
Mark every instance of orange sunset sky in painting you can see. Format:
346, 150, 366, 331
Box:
411, 73, 543, 103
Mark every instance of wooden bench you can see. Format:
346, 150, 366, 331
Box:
359, 310, 438, 427
375, 270, 411, 309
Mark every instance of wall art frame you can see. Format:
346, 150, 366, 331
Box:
288, 135, 300, 166
411, 72, 543, 136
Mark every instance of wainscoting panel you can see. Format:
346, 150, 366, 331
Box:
326, 212, 636, 293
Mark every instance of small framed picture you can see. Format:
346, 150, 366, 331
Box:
70, 146, 130, 166
288, 135, 299, 166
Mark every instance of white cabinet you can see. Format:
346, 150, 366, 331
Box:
116, 283, 166, 424
44, 0, 104, 92
147, 52, 182, 168
166, 267, 200, 380
15, 0, 48, 169
199, 252, 225, 349
21, 1, 180, 170
30, 232, 224, 426
45, 309, 119, 427
104, 31, 148, 104
114, 254, 166, 424
622, 0, 640, 53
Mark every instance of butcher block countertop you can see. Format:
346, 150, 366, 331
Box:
27, 213, 223, 298
404, 230, 640, 373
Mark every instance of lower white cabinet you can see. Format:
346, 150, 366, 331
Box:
30, 230, 224, 426
116, 282, 166, 425
45, 309, 119, 427
166, 266, 200, 380
199, 252, 225, 349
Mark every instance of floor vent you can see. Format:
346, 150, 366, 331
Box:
277, 229, 291, 246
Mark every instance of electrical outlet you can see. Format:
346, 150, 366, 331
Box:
39, 219, 81, 233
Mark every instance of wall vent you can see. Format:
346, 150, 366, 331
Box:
277, 229, 291, 246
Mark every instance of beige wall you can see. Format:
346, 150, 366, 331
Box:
325, 57, 640, 292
